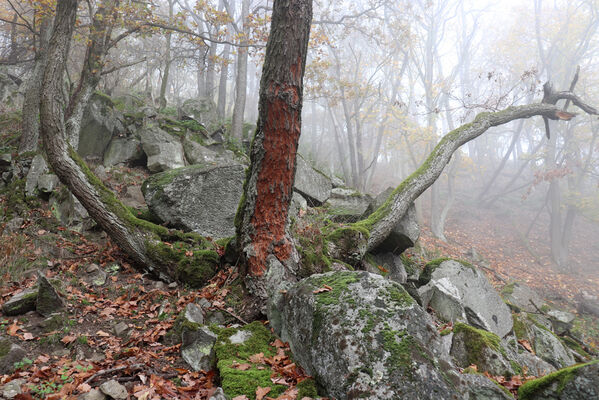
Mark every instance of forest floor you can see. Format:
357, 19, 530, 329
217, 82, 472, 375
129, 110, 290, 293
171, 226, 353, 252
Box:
0, 169, 598, 399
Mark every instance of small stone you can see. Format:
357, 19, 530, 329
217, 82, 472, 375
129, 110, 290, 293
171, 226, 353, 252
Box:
86, 264, 100, 274
99, 379, 128, 400
184, 303, 204, 325
36, 273, 65, 317
2, 287, 38, 316
79, 388, 107, 400
4, 217, 24, 234
89, 352, 105, 363
208, 387, 227, 400
168, 282, 178, 289
114, 322, 129, 337
547, 310, 575, 335
52, 348, 70, 357
37, 174, 60, 194
181, 326, 217, 371
40, 313, 65, 333
229, 330, 252, 345
153, 281, 166, 290
197, 298, 211, 309
0, 153, 12, 167
0, 341, 26, 374
2, 378, 25, 399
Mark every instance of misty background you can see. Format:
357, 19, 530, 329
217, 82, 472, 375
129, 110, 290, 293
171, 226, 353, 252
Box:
3, 0, 599, 294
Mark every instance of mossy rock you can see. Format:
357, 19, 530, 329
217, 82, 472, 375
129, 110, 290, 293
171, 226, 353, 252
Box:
418, 258, 473, 286
518, 360, 599, 400
1, 288, 38, 316
211, 322, 287, 399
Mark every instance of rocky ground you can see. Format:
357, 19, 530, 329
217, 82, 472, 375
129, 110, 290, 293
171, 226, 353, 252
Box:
0, 90, 598, 399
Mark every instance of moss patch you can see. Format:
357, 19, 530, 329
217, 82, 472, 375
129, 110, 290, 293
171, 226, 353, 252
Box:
296, 378, 318, 399
212, 322, 287, 399
518, 360, 599, 400
453, 322, 505, 365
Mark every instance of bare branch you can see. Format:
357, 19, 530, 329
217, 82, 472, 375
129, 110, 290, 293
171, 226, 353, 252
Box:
101, 58, 147, 75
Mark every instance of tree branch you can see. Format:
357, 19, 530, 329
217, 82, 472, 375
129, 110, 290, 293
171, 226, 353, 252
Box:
101, 58, 147, 75
355, 86, 598, 255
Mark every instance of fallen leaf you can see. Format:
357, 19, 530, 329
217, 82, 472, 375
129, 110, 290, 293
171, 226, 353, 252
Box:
232, 396, 250, 400
518, 339, 534, 354
96, 330, 110, 337
231, 362, 251, 371
249, 352, 264, 364
77, 383, 92, 393
255, 386, 271, 400
7, 321, 21, 337
61, 335, 76, 344
312, 286, 332, 294
22, 332, 34, 341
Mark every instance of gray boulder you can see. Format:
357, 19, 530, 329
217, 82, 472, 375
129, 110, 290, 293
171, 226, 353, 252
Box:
515, 351, 556, 377
501, 282, 546, 313
181, 326, 217, 372
369, 188, 419, 254
577, 291, 599, 317
0, 73, 22, 108
49, 191, 93, 231
37, 174, 60, 194
450, 323, 514, 376
25, 154, 48, 196
547, 310, 575, 335
0, 339, 26, 374
325, 188, 372, 222
462, 374, 514, 399
183, 138, 236, 166
140, 126, 186, 172
180, 98, 218, 127
530, 325, 574, 369
293, 154, 332, 205
518, 360, 598, 400
142, 163, 244, 238
79, 93, 125, 159
289, 191, 308, 218
272, 270, 463, 400
103, 137, 144, 166
1, 287, 37, 316
419, 260, 513, 338
363, 252, 407, 284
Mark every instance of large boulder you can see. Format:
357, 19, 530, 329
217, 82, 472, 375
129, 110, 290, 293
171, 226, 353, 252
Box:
180, 98, 218, 128
103, 137, 144, 166
370, 188, 420, 254
293, 154, 332, 205
272, 270, 465, 399
139, 126, 186, 172
183, 138, 237, 166
79, 93, 125, 159
324, 188, 372, 222
501, 282, 547, 313
25, 154, 48, 196
0, 73, 22, 108
0, 339, 26, 375
419, 260, 513, 338
518, 360, 599, 400
142, 163, 244, 238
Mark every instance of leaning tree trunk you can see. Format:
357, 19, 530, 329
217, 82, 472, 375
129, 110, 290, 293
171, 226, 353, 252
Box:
236, 0, 312, 299
40, 0, 215, 285
337, 89, 598, 262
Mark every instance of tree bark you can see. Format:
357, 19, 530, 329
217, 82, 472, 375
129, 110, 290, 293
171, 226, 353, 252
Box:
18, 15, 52, 154
231, 0, 250, 139
236, 0, 312, 299
159, 0, 174, 109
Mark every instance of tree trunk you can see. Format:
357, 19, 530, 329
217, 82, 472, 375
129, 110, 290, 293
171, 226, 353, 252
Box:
159, 0, 174, 109
18, 16, 52, 154
40, 0, 217, 285
231, 0, 250, 139
236, 0, 312, 299
217, 43, 230, 119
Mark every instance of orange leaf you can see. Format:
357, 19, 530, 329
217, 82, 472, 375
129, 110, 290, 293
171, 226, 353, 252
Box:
312, 286, 332, 294
7, 321, 21, 337
231, 362, 251, 371
22, 332, 35, 341
255, 386, 271, 400
61, 335, 76, 344
96, 330, 110, 337
249, 353, 265, 364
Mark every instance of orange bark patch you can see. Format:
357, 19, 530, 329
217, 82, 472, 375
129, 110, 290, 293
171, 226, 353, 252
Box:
247, 82, 301, 277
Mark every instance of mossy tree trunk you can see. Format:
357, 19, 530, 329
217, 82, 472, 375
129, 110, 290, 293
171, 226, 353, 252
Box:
236, 0, 312, 299
39, 0, 219, 284
345, 91, 597, 262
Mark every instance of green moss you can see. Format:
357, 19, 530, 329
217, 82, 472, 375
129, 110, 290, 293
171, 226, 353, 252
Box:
384, 285, 414, 307
501, 282, 516, 296
164, 311, 201, 345
560, 336, 590, 358
212, 322, 287, 399
359, 309, 376, 334
440, 328, 452, 336
510, 360, 523, 375
311, 271, 360, 307
512, 314, 529, 340
518, 360, 599, 400
296, 378, 318, 399
453, 322, 505, 365
92, 91, 115, 107
400, 254, 417, 276
382, 328, 430, 378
